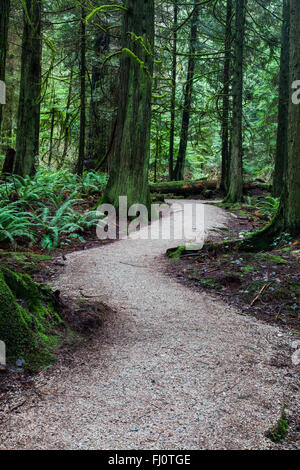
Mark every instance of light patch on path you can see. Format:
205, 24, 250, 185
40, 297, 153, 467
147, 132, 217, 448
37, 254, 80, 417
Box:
1, 201, 298, 450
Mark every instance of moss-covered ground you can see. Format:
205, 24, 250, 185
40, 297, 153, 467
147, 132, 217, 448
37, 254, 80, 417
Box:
0, 251, 106, 371
0, 254, 63, 370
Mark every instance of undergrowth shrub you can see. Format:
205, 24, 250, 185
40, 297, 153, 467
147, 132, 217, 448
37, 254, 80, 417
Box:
0, 170, 106, 250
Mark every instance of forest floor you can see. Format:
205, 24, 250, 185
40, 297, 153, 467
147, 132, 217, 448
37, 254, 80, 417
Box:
0, 200, 299, 450
167, 201, 300, 332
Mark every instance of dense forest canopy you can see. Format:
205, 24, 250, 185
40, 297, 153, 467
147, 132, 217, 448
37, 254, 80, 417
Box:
0, 1, 290, 176
0, 0, 299, 246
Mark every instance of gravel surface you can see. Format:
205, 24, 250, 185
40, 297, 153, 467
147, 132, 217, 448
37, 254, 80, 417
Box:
1, 201, 299, 450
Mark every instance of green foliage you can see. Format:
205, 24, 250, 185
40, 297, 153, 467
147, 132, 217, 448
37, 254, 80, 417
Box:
0, 170, 106, 250
256, 253, 287, 265
0, 206, 36, 244
266, 407, 289, 443
85, 4, 127, 24
257, 196, 280, 218
272, 232, 293, 248
167, 245, 185, 260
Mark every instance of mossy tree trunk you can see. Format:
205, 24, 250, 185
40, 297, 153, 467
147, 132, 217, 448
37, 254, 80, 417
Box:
0, 0, 10, 133
14, 0, 42, 177
220, 0, 232, 192
273, 0, 290, 197
224, 0, 246, 203
102, 0, 154, 210
173, 4, 199, 181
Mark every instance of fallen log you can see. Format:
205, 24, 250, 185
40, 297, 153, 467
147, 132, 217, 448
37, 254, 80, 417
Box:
150, 180, 216, 196
149, 179, 271, 196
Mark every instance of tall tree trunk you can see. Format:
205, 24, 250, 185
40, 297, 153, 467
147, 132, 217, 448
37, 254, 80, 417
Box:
87, 28, 112, 170
60, 65, 74, 168
48, 105, 55, 168
0, 0, 10, 133
154, 126, 159, 183
224, 0, 246, 203
220, 0, 232, 192
233, 0, 300, 251
169, 0, 178, 180
173, 4, 199, 181
273, 0, 290, 197
102, 0, 154, 210
76, 4, 86, 176
285, 0, 300, 234
14, 0, 42, 177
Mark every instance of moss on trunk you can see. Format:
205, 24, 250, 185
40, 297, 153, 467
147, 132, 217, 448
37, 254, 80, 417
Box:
0, 267, 62, 369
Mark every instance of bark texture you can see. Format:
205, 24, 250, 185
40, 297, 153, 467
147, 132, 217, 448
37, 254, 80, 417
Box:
220, 0, 232, 192
102, 0, 154, 209
273, 0, 290, 197
76, 4, 87, 176
0, 0, 10, 132
150, 180, 271, 196
169, 0, 178, 180
224, 0, 246, 203
286, 0, 300, 235
14, 0, 42, 177
173, 4, 199, 181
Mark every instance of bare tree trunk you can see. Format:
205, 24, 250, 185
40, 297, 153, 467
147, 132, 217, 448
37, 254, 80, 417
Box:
60, 66, 74, 168
224, 0, 247, 203
48, 96, 55, 168
102, 0, 154, 210
273, 0, 290, 197
220, 0, 232, 192
0, 0, 10, 133
76, 4, 86, 176
169, 0, 178, 180
14, 0, 42, 177
173, 4, 199, 181
87, 28, 116, 172
286, 0, 300, 234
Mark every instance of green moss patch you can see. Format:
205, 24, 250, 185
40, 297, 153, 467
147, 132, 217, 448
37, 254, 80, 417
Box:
0, 251, 51, 276
0, 267, 62, 370
256, 253, 287, 265
167, 245, 186, 260
266, 407, 289, 443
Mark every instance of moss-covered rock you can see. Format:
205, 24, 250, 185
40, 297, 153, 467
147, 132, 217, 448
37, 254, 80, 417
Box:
167, 245, 186, 260
0, 267, 62, 369
0, 251, 51, 275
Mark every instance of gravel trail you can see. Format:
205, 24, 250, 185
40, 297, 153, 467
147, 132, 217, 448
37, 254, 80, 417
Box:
1, 201, 298, 450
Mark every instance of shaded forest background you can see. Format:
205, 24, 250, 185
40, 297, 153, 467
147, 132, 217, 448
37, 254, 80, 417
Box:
0, 0, 288, 183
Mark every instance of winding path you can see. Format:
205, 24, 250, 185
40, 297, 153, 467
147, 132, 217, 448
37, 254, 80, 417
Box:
1, 201, 298, 449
